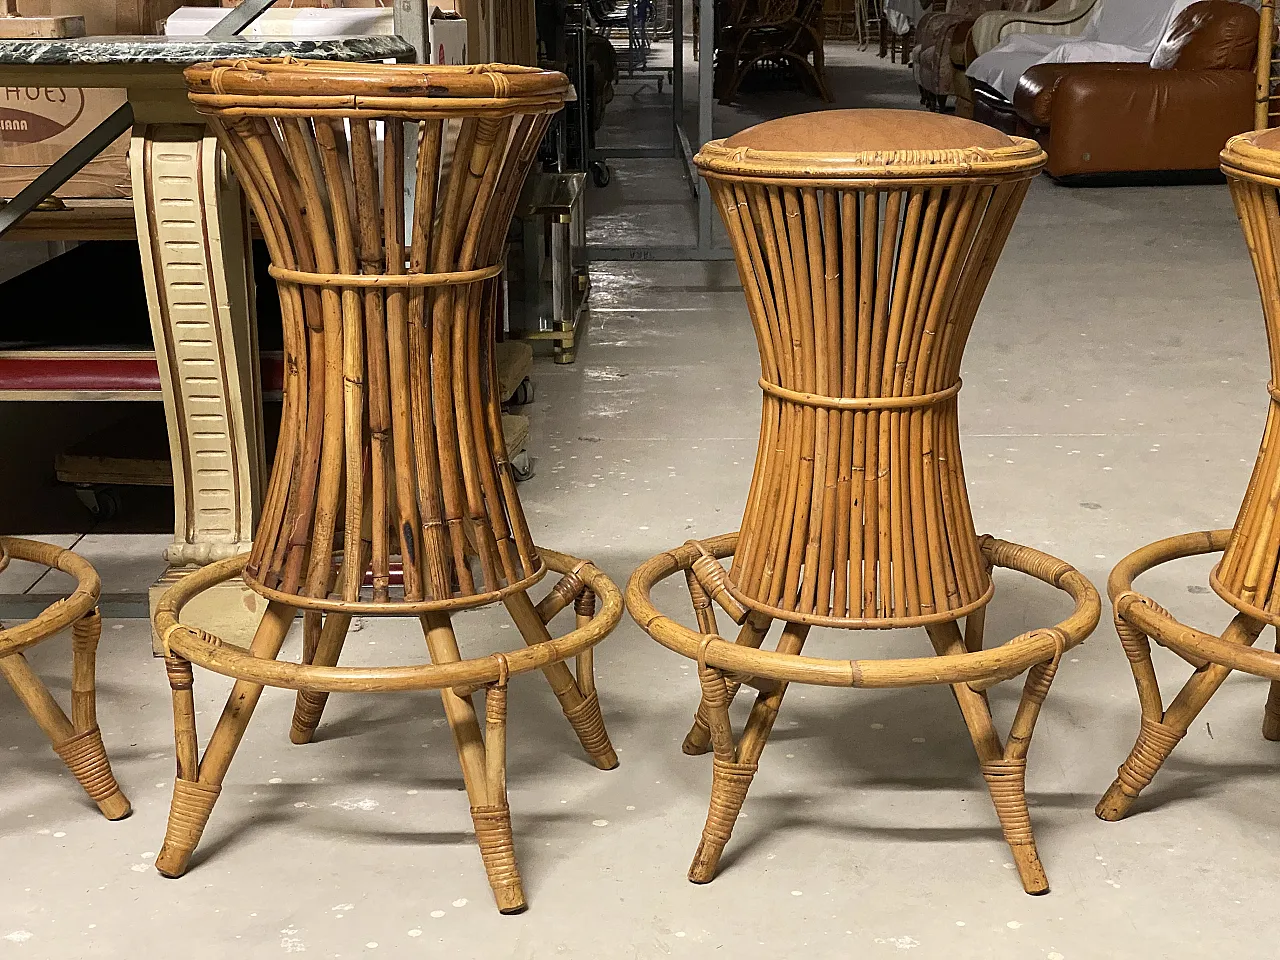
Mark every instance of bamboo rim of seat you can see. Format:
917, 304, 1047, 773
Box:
694, 135, 1046, 183
626, 532, 1099, 689
1221, 131, 1280, 185
155, 547, 620, 694
1111, 529, 1280, 680
185, 58, 571, 119
0, 536, 100, 658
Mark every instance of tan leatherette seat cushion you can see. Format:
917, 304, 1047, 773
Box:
1250, 127, 1280, 152
721, 108, 1014, 154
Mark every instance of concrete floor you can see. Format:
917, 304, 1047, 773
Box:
5, 44, 1280, 960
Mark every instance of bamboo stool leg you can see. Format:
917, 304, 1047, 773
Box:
156, 601, 295, 878
689, 622, 809, 883
0, 618, 131, 820
574, 587, 597, 700
504, 590, 618, 770
1263, 627, 1280, 741
683, 599, 772, 756
1098, 611, 1264, 821
422, 613, 526, 913
928, 620, 1048, 894
289, 612, 355, 744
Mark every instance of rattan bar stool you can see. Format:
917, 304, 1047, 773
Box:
627, 110, 1100, 894
153, 60, 619, 914
1098, 129, 1280, 822
1, 537, 130, 820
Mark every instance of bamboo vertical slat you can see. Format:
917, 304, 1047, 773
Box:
627, 109, 1102, 897
151, 59, 622, 915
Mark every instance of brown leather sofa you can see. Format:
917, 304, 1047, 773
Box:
980, 0, 1259, 179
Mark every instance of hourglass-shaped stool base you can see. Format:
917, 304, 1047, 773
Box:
1097, 529, 1280, 822
627, 531, 1099, 895
0, 537, 131, 821
152, 547, 620, 914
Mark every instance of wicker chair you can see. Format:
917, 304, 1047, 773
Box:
628, 110, 1100, 895
154, 60, 621, 914
1, 537, 130, 820
714, 0, 833, 104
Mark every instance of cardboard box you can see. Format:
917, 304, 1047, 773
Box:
0, 86, 130, 201
0, 1, 190, 200
429, 7, 468, 64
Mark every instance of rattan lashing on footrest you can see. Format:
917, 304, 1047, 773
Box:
981, 759, 1032, 846
53, 726, 121, 803
703, 758, 758, 848
564, 691, 610, 759
471, 804, 520, 889
1114, 718, 1184, 796
165, 778, 223, 849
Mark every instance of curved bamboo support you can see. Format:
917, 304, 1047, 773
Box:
627, 531, 1099, 892
0, 537, 130, 820
1098, 530, 1279, 822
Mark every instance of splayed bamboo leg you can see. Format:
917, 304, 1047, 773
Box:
1097, 612, 1265, 821
156, 601, 295, 878
1264, 628, 1280, 740
0, 629, 131, 821
689, 622, 809, 883
289, 612, 354, 744
504, 590, 618, 770
422, 613, 525, 913
683, 614, 771, 756
928, 620, 1047, 894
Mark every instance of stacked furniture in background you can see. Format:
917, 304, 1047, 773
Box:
913, 0, 1044, 110
1003, 1, 1257, 178
950, 0, 1101, 116
627, 110, 1100, 895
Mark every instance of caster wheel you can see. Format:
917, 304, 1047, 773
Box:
512, 450, 534, 482
510, 377, 535, 406
590, 162, 611, 188
75, 485, 121, 521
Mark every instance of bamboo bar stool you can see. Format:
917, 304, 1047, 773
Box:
0, 537, 130, 820
627, 110, 1100, 895
1098, 129, 1280, 821
153, 60, 620, 914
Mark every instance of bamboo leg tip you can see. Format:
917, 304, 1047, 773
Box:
1263, 713, 1280, 742
687, 843, 722, 884
97, 793, 132, 821
154, 844, 193, 879
493, 884, 528, 914
591, 747, 620, 771
1010, 847, 1049, 895
289, 723, 317, 745
681, 729, 712, 756
1095, 781, 1136, 822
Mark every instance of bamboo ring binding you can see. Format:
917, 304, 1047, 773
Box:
1097, 130, 1280, 824
154, 59, 619, 914
627, 110, 1100, 896
0, 536, 131, 821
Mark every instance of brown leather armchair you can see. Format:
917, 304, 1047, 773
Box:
1010, 0, 1259, 179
